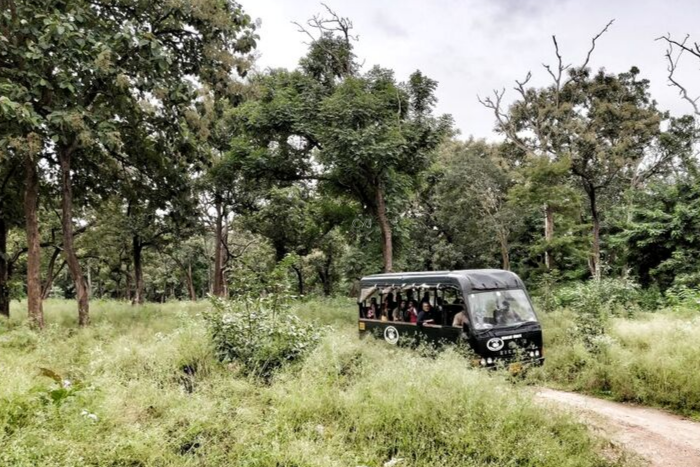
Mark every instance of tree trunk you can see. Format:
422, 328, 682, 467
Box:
586, 186, 601, 279
212, 198, 225, 297
41, 247, 63, 299
186, 261, 196, 301
291, 264, 304, 296
375, 183, 393, 273
497, 229, 510, 271
544, 203, 554, 270
0, 216, 9, 318
59, 147, 89, 325
24, 153, 44, 328
132, 234, 144, 305
317, 252, 333, 296
125, 263, 132, 302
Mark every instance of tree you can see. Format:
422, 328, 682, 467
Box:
481, 22, 668, 277
0, 153, 23, 317
0, 0, 256, 324
620, 180, 700, 289
317, 68, 451, 272
245, 185, 352, 295
507, 154, 582, 271
416, 140, 519, 271
236, 7, 450, 274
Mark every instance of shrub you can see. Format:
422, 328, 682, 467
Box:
555, 277, 640, 312
204, 295, 322, 378
664, 284, 700, 312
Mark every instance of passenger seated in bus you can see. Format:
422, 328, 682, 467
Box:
393, 299, 407, 321
420, 291, 431, 306
417, 302, 436, 326
380, 300, 390, 322
391, 293, 402, 318
452, 306, 468, 327
366, 302, 377, 319
404, 300, 418, 323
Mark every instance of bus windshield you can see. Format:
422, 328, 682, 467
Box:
467, 289, 537, 330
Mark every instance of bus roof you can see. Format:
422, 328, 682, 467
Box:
359, 269, 524, 293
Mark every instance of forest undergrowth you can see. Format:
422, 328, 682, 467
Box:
0, 298, 638, 467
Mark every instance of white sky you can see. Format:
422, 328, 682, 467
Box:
244, 0, 700, 140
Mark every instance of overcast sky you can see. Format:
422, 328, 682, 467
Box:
243, 0, 699, 140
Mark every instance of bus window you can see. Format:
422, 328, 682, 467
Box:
441, 287, 465, 326
359, 287, 379, 319
468, 290, 537, 329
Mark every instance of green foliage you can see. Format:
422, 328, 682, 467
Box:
530, 309, 700, 419
204, 268, 322, 378
554, 278, 641, 351
617, 180, 700, 289
664, 284, 700, 312
0, 299, 630, 466
37, 368, 86, 410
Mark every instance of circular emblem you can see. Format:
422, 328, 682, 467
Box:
487, 337, 504, 352
384, 326, 400, 345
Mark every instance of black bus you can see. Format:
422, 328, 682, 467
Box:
358, 269, 544, 367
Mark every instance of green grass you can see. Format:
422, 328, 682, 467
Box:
0, 299, 631, 466
528, 308, 700, 419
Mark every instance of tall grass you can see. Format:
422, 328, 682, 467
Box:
0, 299, 629, 466
528, 309, 700, 419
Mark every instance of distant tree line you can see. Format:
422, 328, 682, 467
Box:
1, 3, 698, 327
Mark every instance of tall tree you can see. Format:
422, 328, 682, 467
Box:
317, 68, 451, 272
0, 153, 23, 317
0, 0, 256, 324
481, 23, 668, 277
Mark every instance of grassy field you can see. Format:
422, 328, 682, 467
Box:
528, 308, 700, 419
0, 298, 633, 467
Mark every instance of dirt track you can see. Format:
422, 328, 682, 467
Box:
536, 388, 700, 467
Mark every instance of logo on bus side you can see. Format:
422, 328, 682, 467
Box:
384, 326, 399, 345
486, 338, 504, 351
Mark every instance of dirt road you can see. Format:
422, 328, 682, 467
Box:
536, 388, 700, 467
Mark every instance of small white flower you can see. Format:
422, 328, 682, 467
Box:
62, 380, 72, 389
384, 460, 404, 467
81, 409, 99, 422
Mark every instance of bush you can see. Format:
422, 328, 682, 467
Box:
204, 295, 322, 378
555, 277, 640, 312
664, 284, 700, 312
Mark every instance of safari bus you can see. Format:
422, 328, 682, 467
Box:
358, 269, 544, 367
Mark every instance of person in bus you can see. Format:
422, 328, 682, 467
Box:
391, 292, 402, 319
417, 301, 436, 326
366, 301, 378, 319
393, 299, 407, 322
404, 300, 418, 323
452, 305, 468, 328
380, 300, 390, 322
494, 299, 521, 325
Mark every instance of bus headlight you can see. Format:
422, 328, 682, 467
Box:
528, 351, 535, 357
480, 358, 487, 366
486, 357, 493, 365
535, 350, 540, 357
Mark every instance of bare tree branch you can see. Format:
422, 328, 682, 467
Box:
658, 33, 700, 116
580, 19, 615, 72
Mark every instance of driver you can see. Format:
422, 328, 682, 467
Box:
495, 300, 521, 325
